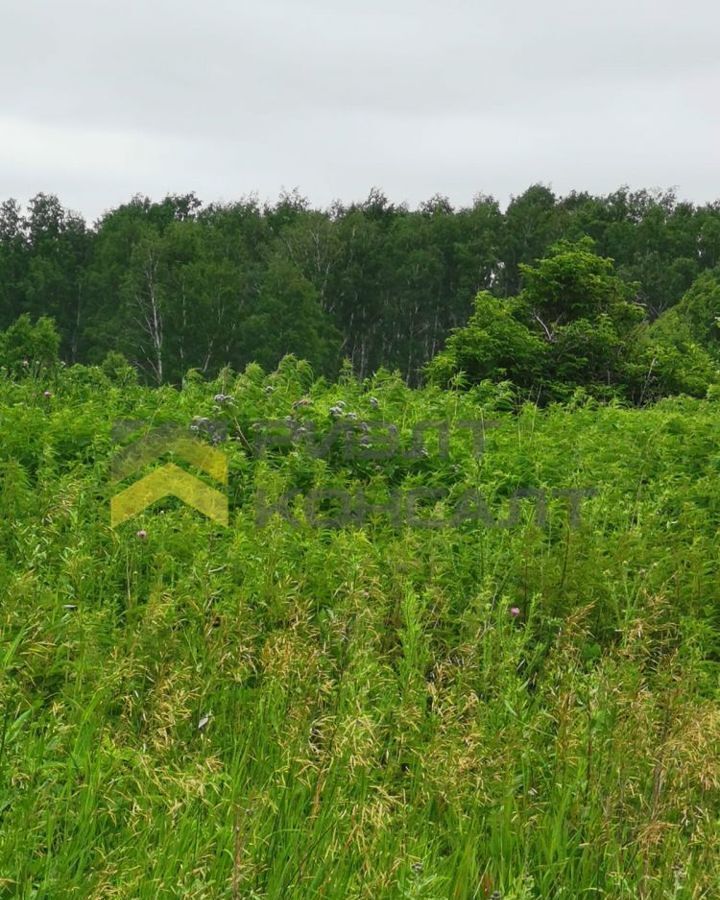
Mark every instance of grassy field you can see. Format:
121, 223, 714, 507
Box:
1, 360, 719, 898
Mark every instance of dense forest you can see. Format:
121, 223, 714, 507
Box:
2, 185, 720, 399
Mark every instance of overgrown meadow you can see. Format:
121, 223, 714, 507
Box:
1, 358, 719, 898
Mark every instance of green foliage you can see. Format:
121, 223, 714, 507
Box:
656, 269, 720, 353
634, 332, 718, 401
5, 186, 720, 388
0, 365, 719, 896
427, 292, 546, 388
429, 240, 720, 404
100, 350, 138, 386
242, 257, 342, 376
519, 236, 639, 324
0, 313, 60, 376
628, 271, 720, 401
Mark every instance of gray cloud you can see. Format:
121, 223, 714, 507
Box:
2, 0, 719, 220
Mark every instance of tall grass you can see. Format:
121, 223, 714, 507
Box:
0, 361, 718, 897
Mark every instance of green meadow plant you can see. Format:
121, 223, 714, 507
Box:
0, 359, 719, 897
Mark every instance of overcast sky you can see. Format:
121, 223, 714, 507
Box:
2, 0, 719, 222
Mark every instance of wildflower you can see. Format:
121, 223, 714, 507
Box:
43, 390, 52, 398
510, 606, 520, 618
136, 529, 148, 540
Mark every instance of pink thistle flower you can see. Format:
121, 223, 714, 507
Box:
136, 529, 147, 540
509, 606, 521, 618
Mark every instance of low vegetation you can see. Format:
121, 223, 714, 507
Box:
1, 357, 719, 897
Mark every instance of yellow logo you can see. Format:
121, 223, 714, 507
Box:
110, 423, 228, 527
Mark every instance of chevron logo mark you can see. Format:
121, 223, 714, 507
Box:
110, 422, 228, 527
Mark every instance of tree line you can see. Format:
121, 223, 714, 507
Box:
2, 185, 720, 388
